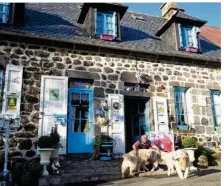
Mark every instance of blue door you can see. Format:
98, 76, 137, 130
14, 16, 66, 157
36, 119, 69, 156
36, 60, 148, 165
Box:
68, 88, 93, 153
132, 99, 150, 143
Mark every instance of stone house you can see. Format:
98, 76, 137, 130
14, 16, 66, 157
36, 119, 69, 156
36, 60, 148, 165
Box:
0, 2, 221, 159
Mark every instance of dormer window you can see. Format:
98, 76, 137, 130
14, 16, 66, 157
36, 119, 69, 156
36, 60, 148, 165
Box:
77, 3, 128, 41
95, 10, 117, 39
178, 24, 201, 52
0, 3, 10, 24
96, 11, 116, 37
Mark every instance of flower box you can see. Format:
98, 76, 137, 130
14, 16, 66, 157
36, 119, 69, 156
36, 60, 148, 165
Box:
100, 34, 114, 41
186, 46, 198, 53
178, 125, 188, 131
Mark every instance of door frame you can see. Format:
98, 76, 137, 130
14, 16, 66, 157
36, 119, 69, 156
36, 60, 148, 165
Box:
124, 96, 150, 151
67, 88, 94, 153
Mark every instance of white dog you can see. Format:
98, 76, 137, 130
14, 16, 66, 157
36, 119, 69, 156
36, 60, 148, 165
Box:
121, 149, 160, 178
159, 149, 190, 180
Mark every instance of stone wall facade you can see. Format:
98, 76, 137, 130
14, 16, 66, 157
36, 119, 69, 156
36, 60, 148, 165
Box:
0, 40, 221, 159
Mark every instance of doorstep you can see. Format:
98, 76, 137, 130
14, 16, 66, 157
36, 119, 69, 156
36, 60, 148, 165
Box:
39, 158, 123, 186
39, 172, 121, 186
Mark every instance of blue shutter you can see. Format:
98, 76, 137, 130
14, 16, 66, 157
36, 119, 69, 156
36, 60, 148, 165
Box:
112, 12, 116, 38
94, 8, 97, 36
191, 26, 198, 48
115, 13, 118, 38
0, 69, 3, 113
178, 24, 184, 48
210, 90, 221, 127
1, 3, 9, 23
103, 13, 106, 34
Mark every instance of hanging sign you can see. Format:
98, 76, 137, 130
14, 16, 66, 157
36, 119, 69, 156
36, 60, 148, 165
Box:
7, 97, 17, 110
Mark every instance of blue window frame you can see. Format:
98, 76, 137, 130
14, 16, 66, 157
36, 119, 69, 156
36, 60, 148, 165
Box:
95, 11, 115, 37
210, 90, 221, 131
180, 25, 193, 48
0, 69, 4, 112
174, 87, 188, 127
0, 3, 10, 24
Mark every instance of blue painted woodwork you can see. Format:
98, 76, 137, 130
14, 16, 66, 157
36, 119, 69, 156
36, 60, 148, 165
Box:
67, 88, 93, 153
174, 87, 188, 130
180, 25, 193, 48
95, 11, 114, 37
210, 90, 221, 129
132, 99, 150, 143
0, 3, 10, 23
99, 141, 113, 161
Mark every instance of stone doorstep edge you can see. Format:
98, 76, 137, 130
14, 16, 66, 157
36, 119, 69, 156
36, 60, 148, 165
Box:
39, 173, 121, 186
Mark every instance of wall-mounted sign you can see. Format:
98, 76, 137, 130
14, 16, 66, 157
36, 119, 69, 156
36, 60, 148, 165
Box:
49, 89, 59, 101
7, 97, 17, 110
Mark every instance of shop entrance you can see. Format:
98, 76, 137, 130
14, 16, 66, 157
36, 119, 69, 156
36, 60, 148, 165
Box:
124, 96, 150, 152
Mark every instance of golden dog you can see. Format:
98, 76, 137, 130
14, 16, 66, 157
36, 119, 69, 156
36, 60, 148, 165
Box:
159, 149, 190, 180
121, 149, 160, 178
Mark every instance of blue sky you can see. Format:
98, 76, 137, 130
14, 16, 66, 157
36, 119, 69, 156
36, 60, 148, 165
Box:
123, 3, 221, 28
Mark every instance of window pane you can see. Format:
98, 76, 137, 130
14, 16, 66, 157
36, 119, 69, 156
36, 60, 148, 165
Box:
72, 107, 79, 119
213, 94, 220, 104
180, 92, 185, 103
71, 93, 80, 105
215, 105, 221, 116
81, 120, 89, 132
73, 120, 79, 132
81, 93, 89, 105
106, 22, 112, 30
81, 107, 89, 119
106, 15, 112, 22
97, 21, 102, 29
216, 116, 221, 126
97, 14, 102, 21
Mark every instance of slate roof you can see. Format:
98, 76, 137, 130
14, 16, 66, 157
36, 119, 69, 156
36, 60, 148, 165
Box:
0, 3, 221, 62
176, 11, 207, 24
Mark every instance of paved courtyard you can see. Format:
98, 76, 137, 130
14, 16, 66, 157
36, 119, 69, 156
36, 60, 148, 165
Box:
98, 166, 221, 186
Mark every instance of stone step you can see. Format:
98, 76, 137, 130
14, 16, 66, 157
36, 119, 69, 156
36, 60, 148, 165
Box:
39, 172, 121, 186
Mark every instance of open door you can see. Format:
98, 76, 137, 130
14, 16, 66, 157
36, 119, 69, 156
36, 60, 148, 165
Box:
38, 76, 68, 154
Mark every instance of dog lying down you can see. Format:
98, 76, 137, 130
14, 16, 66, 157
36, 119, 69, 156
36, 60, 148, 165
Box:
159, 149, 190, 180
121, 149, 160, 178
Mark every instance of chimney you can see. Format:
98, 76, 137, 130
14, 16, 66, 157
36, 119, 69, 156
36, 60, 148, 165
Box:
160, 2, 184, 19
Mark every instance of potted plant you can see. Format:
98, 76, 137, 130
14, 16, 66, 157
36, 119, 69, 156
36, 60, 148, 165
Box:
92, 134, 116, 160
50, 125, 63, 158
181, 137, 199, 171
37, 135, 54, 175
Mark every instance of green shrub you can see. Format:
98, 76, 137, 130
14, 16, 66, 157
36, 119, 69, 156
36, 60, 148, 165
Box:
181, 137, 199, 148
195, 145, 216, 166
11, 158, 43, 186
50, 125, 62, 149
37, 136, 53, 148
